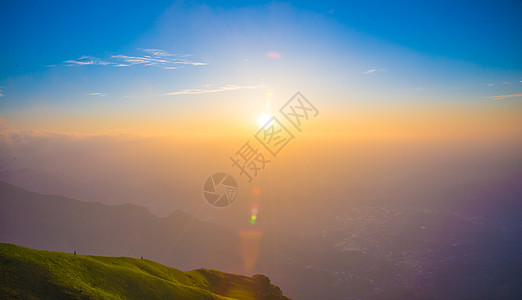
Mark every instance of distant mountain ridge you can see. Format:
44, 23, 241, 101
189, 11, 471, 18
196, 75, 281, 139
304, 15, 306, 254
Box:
0, 243, 289, 299
0, 181, 242, 273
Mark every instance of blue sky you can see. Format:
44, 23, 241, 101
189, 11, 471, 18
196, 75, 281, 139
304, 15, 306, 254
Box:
1, 0, 521, 132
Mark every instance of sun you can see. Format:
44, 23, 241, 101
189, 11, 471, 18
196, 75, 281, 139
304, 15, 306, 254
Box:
257, 113, 272, 127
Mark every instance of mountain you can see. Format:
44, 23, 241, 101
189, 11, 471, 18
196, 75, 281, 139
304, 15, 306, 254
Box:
0, 181, 242, 273
2, 181, 522, 299
0, 243, 289, 300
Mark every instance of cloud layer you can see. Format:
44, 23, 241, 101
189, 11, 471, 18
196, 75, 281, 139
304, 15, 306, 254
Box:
89, 92, 107, 97
487, 93, 522, 101
162, 85, 264, 96
63, 49, 206, 70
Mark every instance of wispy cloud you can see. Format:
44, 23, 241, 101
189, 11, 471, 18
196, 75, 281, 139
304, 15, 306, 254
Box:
162, 85, 263, 96
363, 67, 385, 75
0, 87, 4, 98
89, 92, 107, 97
64, 55, 113, 66
487, 80, 521, 86
265, 51, 282, 59
63, 49, 206, 70
487, 93, 522, 101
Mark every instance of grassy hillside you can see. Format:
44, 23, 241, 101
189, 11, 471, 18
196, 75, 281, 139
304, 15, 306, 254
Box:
0, 243, 289, 300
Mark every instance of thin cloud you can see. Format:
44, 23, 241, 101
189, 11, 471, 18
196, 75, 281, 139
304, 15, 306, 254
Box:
140, 48, 172, 57
265, 51, 282, 59
162, 85, 263, 96
487, 93, 522, 101
63, 49, 206, 69
89, 92, 107, 97
64, 55, 113, 66
363, 68, 386, 75
0, 87, 3, 98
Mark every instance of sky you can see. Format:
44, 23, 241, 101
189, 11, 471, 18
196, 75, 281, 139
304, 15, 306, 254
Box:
0, 0, 521, 220
1, 0, 521, 134
2, 4, 522, 296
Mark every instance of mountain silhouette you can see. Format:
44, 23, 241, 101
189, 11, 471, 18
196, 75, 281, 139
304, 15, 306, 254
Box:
0, 181, 242, 273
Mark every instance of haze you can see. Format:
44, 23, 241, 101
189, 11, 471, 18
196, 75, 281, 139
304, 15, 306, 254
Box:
1, 1, 521, 299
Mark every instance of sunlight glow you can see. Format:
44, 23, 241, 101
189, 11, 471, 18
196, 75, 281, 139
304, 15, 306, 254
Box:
257, 113, 272, 127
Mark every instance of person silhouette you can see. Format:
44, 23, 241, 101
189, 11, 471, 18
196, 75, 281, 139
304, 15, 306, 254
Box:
74, 251, 76, 255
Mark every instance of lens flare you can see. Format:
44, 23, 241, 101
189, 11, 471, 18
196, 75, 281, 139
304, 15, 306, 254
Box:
252, 186, 261, 195
240, 229, 262, 271
251, 206, 259, 215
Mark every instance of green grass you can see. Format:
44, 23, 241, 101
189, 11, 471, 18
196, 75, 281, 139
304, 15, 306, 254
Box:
0, 243, 288, 300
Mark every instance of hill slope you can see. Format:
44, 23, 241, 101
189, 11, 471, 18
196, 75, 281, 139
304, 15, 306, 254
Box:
0, 243, 289, 300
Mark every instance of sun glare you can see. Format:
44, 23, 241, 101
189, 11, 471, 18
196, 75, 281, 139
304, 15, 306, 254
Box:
257, 113, 272, 127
